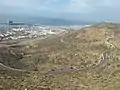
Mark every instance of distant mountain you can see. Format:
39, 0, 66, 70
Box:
27, 17, 92, 26
0, 15, 93, 26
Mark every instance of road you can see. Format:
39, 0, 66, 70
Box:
46, 35, 115, 76
0, 34, 115, 75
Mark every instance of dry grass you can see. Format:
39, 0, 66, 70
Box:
0, 23, 120, 90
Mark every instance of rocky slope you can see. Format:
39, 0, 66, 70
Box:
1, 22, 120, 90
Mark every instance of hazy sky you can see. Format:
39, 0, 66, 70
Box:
0, 0, 120, 22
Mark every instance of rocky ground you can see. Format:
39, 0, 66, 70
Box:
0, 22, 120, 90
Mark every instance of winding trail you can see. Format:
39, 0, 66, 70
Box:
0, 63, 30, 73
105, 35, 115, 49
46, 34, 115, 76
46, 51, 109, 76
0, 33, 115, 75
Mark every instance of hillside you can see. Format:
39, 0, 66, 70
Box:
0, 22, 120, 90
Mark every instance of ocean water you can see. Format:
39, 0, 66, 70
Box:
0, 24, 8, 27
0, 24, 9, 30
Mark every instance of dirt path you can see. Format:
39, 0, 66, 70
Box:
46, 51, 109, 76
46, 35, 115, 76
0, 34, 115, 75
0, 63, 30, 73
